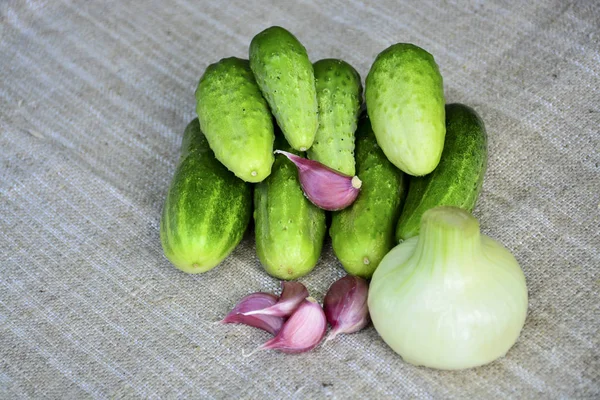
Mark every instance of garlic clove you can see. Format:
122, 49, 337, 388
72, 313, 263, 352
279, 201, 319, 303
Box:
220, 292, 284, 335
274, 150, 362, 211
323, 275, 370, 342
255, 297, 327, 354
242, 281, 308, 318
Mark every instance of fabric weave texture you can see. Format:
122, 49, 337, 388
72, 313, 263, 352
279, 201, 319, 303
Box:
0, 0, 598, 398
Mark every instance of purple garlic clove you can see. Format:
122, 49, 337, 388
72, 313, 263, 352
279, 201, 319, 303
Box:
252, 297, 327, 354
323, 275, 370, 342
220, 292, 284, 335
242, 281, 308, 318
274, 150, 362, 211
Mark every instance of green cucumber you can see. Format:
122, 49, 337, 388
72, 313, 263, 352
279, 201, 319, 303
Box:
365, 43, 446, 176
396, 103, 488, 241
249, 26, 318, 151
195, 57, 274, 183
160, 119, 252, 274
307, 59, 362, 176
254, 135, 327, 280
330, 115, 407, 278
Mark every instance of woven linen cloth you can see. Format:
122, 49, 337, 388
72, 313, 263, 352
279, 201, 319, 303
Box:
1, 0, 598, 398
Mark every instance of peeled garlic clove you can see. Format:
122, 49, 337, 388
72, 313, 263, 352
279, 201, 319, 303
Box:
220, 292, 284, 335
242, 281, 308, 318
256, 297, 327, 354
323, 275, 370, 342
274, 150, 362, 211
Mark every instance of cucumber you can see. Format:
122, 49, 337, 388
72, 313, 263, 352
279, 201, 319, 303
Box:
160, 119, 252, 274
254, 134, 327, 280
195, 57, 274, 183
395, 103, 488, 241
249, 26, 318, 151
330, 114, 407, 278
307, 59, 362, 176
365, 43, 446, 176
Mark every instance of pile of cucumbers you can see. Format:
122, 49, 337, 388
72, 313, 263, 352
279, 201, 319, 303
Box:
160, 26, 487, 280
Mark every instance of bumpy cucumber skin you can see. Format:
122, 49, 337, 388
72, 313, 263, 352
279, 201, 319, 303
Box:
307, 59, 362, 176
249, 26, 318, 151
330, 115, 407, 278
395, 103, 488, 242
365, 43, 446, 176
160, 119, 252, 274
254, 135, 327, 280
195, 57, 274, 183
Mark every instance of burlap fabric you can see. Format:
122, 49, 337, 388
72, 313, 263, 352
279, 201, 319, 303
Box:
1, 0, 598, 398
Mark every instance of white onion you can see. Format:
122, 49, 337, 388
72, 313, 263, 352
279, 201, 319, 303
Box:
368, 206, 528, 370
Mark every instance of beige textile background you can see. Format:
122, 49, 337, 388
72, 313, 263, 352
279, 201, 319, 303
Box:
1, 0, 598, 398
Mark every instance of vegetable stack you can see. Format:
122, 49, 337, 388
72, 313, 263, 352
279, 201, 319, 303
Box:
159, 26, 528, 367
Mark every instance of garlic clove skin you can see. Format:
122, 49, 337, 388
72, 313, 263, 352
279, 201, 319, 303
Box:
323, 275, 370, 342
368, 206, 528, 370
241, 281, 308, 318
257, 297, 327, 354
274, 150, 362, 211
220, 292, 284, 335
